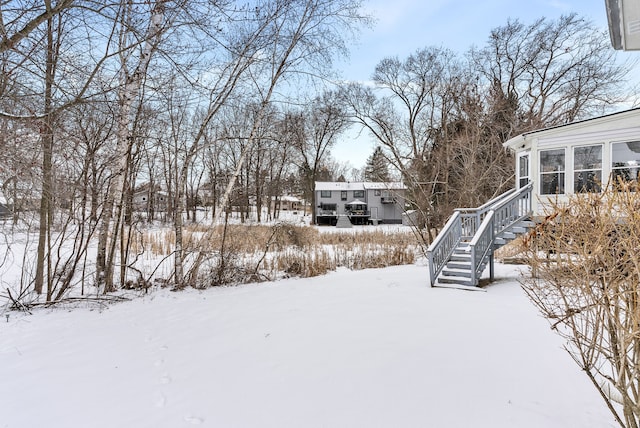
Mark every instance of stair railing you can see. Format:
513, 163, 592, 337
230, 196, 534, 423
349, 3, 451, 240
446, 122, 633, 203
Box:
469, 210, 495, 286
427, 211, 462, 286
454, 187, 519, 239
490, 182, 532, 237
468, 182, 533, 286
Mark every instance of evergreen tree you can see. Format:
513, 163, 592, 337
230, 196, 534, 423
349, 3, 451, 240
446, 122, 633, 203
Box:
364, 146, 391, 182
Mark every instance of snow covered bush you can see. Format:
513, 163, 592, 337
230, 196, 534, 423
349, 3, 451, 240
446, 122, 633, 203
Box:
521, 184, 640, 428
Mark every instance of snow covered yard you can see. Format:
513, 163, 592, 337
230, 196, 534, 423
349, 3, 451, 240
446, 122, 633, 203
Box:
0, 263, 615, 428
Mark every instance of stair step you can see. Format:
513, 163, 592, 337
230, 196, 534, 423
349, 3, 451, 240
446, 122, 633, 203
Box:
445, 262, 472, 271
442, 268, 472, 278
438, 275, 476, 287
450, 254, 471, 262
453, 247, 471, 255
500, 232, 516, 240
432, 282, 487, 292
518, 220, 536, 228
511, 227, 528, 234
494, 237, 508, 246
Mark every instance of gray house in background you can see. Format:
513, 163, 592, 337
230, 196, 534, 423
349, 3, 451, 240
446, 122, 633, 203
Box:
314, 181, 407, 225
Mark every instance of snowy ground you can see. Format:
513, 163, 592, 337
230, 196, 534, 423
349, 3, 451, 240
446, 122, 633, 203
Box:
0, 262, 616, 428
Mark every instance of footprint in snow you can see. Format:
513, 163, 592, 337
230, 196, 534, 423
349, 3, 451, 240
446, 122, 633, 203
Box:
155, 392, 167, 408
184, 415, 204, 425
154, 358, 164, 367
160, 374, 172, 384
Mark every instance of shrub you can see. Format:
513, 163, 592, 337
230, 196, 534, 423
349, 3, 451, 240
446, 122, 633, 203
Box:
521, 184, 640, 428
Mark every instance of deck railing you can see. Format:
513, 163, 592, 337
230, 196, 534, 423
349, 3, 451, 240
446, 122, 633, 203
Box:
317, 209, 371, 217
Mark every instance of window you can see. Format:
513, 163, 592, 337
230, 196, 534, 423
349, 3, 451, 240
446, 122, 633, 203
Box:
320, 190, 331, 198
320, 203, 337, 211
353, 190, 364, 198
518, 153, 530, 188
341, 191, 347, 200
612, 141, 640, 188
574, 145, 602, 193
540, 149, 565, 195
374, 189, 381, 196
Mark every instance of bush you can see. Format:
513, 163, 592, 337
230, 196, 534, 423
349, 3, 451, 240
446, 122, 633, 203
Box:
521, 184, 640, 428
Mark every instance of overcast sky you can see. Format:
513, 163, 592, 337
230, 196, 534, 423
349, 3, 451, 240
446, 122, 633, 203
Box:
332, 0, 616, 170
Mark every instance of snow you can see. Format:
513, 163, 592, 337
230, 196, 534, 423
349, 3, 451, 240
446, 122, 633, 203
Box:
0, 262, 616, 427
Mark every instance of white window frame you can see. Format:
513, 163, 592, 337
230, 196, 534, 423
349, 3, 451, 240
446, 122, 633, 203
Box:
573, 144, 603, 193
539, 148, 566, 195
611, 141, 640, 189
517, 151, 530, 189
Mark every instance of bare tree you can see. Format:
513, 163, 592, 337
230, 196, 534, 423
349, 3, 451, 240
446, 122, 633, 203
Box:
0, 0, 75, 55
208, 0, 369, 228
179, 0, 369, 287
96, 0, 173, 292
341, 46, 464, 237
470, 13, 634, 129
343, 15, 635, 241
0, 1, 165, 298
292, 91, 349, 224
0, 0, 370, 295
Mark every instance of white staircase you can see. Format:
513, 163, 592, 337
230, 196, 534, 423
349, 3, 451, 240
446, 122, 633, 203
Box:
427, 183, 533, 288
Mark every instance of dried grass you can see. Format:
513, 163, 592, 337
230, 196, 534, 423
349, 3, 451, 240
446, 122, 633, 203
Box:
133, 223, 420, 285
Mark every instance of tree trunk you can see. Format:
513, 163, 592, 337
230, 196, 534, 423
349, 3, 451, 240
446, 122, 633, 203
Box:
35, 10, 58, 299
96, 0, 167, 292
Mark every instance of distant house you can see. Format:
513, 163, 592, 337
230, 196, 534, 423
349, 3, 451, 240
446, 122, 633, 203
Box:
314, 181, 406, 225
271, 195, 303, 212
133, 183, 168, 213
503, 107, 640, 215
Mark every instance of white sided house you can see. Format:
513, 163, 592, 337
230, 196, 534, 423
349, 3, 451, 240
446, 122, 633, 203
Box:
314, 182, 406, 226
426, 109, 640, 288
503, 107, 640, 216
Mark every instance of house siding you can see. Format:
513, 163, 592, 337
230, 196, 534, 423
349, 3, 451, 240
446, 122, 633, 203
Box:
504, 108, 640, 215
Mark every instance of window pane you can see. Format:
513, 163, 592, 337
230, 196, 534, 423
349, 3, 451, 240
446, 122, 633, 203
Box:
612, 168, 639, 184
540, 149, 565, 173
540, 149, 565, 195
574, 146, 602, 170
612, 142, 640, 187
519, 155, 529, 177
612, 141, 640, 165
541, 173, 565, 195
574, 171, 601, 193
